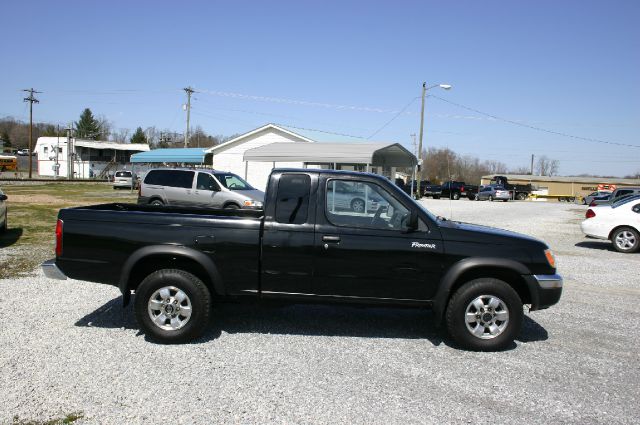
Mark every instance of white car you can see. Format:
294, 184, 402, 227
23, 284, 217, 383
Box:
113, 170, 136, 189
580, 194, 640, 253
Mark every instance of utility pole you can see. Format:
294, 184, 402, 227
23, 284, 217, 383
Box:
183, 87, 195, 147
530, 154, 535, 175
410, 133, 417, 197
23, 88, 41, 179
416, 83, 427, 198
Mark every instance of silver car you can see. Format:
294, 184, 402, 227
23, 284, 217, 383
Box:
475, 185, 511, 202
113, 170, 137, 189
327, 180, 388, 213
139, 168, 264, 209
0, 187, 7, 233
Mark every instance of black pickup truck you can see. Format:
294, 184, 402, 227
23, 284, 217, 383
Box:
42, 169, 562, 351
440, 181, 479, 200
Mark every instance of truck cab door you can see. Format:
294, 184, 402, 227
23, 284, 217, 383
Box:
260, 172, 317, 296
313, 176, 444, 301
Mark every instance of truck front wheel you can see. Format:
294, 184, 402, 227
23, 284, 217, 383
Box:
134, 269, 211, 343
445, 278, 523, 351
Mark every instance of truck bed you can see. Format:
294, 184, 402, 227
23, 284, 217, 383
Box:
56, 203, 263, 293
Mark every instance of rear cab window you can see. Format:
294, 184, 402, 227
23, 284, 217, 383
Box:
275, 174, 311, 224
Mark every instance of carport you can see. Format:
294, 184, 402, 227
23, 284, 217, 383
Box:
130, 148, 212, 165
242, 142, 417, 176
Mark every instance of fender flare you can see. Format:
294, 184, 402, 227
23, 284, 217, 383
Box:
118, 245, 224, 305
432, 257, 531, 325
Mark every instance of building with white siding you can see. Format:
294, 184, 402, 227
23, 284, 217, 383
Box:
206, 124, 416, 190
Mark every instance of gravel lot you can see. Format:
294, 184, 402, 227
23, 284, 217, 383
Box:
1, 199, 639, 424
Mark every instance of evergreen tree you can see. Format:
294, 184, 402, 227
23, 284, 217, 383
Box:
75, 108, 101, 140
1, 130, 10, 147
130, 127, 148, 144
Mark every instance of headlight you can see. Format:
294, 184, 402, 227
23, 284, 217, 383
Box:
243, 200, 263, 208
544, 249, 556, 269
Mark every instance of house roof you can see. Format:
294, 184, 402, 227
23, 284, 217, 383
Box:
205, 123, 314, 154
130, 148, 210, 163
243, 142, 417, 167
74, 140, 150, 152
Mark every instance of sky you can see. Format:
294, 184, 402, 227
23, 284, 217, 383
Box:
1, 0, 638, 177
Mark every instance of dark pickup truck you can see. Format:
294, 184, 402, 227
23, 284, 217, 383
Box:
440, 181, 479, 200
42, 169, 562, 351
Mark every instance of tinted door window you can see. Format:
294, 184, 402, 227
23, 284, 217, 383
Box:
275, 174, 310, 224
196, 173, 220, 191
325, 179, 409, 231
171, 171, 195, 189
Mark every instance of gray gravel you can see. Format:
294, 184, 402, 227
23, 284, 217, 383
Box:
1, 199, 639, 424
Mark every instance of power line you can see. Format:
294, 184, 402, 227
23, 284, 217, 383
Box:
429, 94, 640, 149
367, 97, 418, 139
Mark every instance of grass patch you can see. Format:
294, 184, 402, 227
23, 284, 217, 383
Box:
12, 411, 84, 425
0, 183, 136, 279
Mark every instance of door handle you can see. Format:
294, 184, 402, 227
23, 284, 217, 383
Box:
322, 235, 341, 242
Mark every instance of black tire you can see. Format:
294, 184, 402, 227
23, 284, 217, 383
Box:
488, 195, 493, 201
503, 199, 508, 202
611, 227, 640, 253
134, 269, 211, 343
433, 195, 440, 200
452, 192, 460, 200
445, 278, 523, 351
517, 193, 527, 201
474, 194, 479, 201
224, 203, 240, 210
350, 198, 365, 213
149, 199, 164, 206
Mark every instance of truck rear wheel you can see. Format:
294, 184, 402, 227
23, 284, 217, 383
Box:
516, 193, 527, 200
452, 192, 460, 200
445, 278, 523, 351
134, 269, 211, 343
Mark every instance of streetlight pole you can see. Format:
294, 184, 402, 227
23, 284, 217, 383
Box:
416, 82, 452, 198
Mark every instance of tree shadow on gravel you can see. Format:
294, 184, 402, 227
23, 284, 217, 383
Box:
575, 241, 613, 251
76, 297, 549, 348
0, 228, 23, 248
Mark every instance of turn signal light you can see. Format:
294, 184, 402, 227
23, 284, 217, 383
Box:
55, 219, 63, 257
585, 209, 596, 219
544, 249, 556, 269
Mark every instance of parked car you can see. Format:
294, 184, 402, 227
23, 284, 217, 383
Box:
43, 168, 562, 351
581, 194, 640, 253
138, 168, 264, 209
440, 181, 478, 200
0, 187, 7, 233
475, 185, 511, 202
16, 149, 35, 156
113, 170, 137, 189
582, 191, 612, 205
591, 187, 640, 206
328, 180, 387, 212
488, 176, 532, 200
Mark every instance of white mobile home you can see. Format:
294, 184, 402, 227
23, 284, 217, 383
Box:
35, 137, 150, 178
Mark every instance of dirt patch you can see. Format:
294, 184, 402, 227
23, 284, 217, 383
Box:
8, 194, 65, 204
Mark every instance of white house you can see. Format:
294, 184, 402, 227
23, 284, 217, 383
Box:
207, 124, 417, 190
207, 124, 314, 190
35, 137, 150, 178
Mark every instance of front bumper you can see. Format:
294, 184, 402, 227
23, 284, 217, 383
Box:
41, 259, 67, 280
524, 274, 563, 311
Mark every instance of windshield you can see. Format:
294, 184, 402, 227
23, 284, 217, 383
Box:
214, 173, 255, 190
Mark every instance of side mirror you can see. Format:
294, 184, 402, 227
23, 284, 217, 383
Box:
403, 210, 419, 233
0, 194, 7, 201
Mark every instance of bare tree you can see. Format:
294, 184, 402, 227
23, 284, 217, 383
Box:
509, 166, 532, 175
536, 155, 560, 176
111, 128, 130, 144
96, 115, 112, 140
